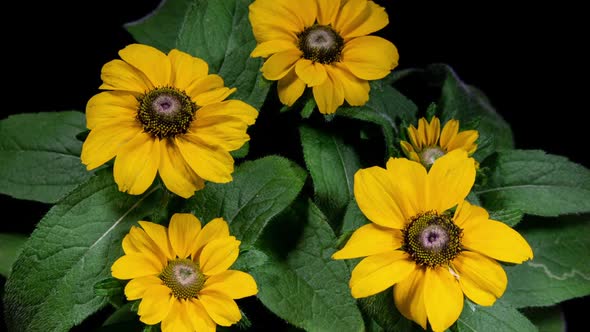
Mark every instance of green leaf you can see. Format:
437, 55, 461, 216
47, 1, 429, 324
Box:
488, 208, 525, 227
252, 201, 364, 332
454, 300, 537, 332
476, 150, 590, 217
521, 306, 565, 332
300, 125, 361, 228
337, 78, 418, 157
176, 0, 270, 109
0, 111, 94, 203
124, 0, 193, 53
3, 169, 163, 332
184, 156, 307, 245
357, 288, 421, 332
502, 216, 590, 308
0, 233, 27, 277
340, 199, 369, 236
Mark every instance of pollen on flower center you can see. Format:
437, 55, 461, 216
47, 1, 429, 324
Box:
160, 258, 206, 299
297, 24, 344, 64
419, 146, 446, 168
402, 211, 462, 267
137, 86, 197, 138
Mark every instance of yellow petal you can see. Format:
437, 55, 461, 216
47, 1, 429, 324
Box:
187, 299, 216, 332
342, 36, 398, 80
453, 200, 489, 229
251, 40, 298, 58
111, 254, 163, 280
158, 139, 205, 199
400, 140, 419, 162
330, 63, 370, 106
175, 135, 234, 183
248, 0, 312, 40
332, 223, 402, 259
186, 74, 225, 101
336, 0, 389, 40
453, 251, 507, 306
122, 233, 140, 254
424, 267, 464, 332
161, 300, 193, 332
394, 268, 428, 329
80, 120, 141, 170
316, 0, 341, 25
407, 124, 421, 149
427, 149, 475, 213
193, 218, 230, 258
193, 87, 236, 107
354, 165, 406, 229
277, 68, 307, 106
462, 219, 534, 264
385, 157, 428, 221
137, 284, 175, 325
202, 270, 258, 299
126, 225, 169, 264
124, 275, 163, 301
350, 251, 416, 298
199, 291, 241, 326
168, 49, 209, 91
199, 237, 240, 276
113, 132, 160, 195
138, 221, 174, 260
99, 59, 153, 93
312, 68, 344, 114
85, 91, 137, 129
195, 99, 258, 125
295, 59, 328, 87
427, 117, 442, 146
417, 118, 429, 147
447, 130, 479, 153
168, 213, 202, 259
119, 44, 171, 88
439, 119, 459, 149
261, 50, 302, 81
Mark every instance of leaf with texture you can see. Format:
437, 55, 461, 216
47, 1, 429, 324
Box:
454, 300, 537, 332
357, 287, 422, 332
3, 169, 163, 332
521, 306, 565, 332
0, 233, 27, 277
184, 156, 307, 245
252, 201, 364, 332
0, 111, 94, 203
476, 150, 590, 217
502, 216, 590, 308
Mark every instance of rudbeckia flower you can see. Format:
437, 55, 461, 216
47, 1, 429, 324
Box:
400, 116, 478, 169
249, 0, 398, 114
332, 150, 533, 332
111, 213, 258, 332
81, 44, 258, 198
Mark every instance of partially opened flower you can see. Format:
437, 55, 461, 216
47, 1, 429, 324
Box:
81, 44, 258, 198
332, 150, 533, 332
249, 0, 398, 114
400, 116, 478, 169
112, 213, 258, 332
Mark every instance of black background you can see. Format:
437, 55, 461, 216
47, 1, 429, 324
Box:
2, 0, 587, 331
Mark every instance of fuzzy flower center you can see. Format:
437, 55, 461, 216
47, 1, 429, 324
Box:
137, 86, 197, 138
297, 24, 344, 64
402, 211, 462, 267
419, 146, 446, 168
160, 259, 206, 299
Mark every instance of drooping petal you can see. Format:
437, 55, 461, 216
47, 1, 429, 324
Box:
312, 67, 344, 114
427, 149, 475, 213
187, 299, 216, 332
199, 291, 242, 326
439, 119, 459, 149
295, 59, 328, 86
452, 251, 507, 306
261, 50, 303, 81
250, 40, 298, 58
199, 237, 240, 276
336, 0, 389, 40
113, 132, 160, 195
202, 270, 258, 299
137, 285, 175, 325
85, 91, 138, 129
349, 251, 416, 298
277, 68, 306, 106
168, 49, 209, 91
330, 63, 370, 106
138, 221, 174, 260
175, 135, 234, 183
111, 254, 163, 280
168, 213, 202, 259
342, 36, 398, 80
423, 267, 464, 332
161, 300, 193, 332
99, 59, 153, 93
158, 139, 205, 199
332, 223, 402, 259
80, 119, 142, 170
193, 218, 230, 258
385, 157, 429, 221
316, 0, 341, 25
394, 268, 428, 329
119, 44, 171, 88
124, 275, 163, 301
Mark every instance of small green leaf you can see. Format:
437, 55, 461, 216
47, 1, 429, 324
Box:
476, 150, 590, 217
488, 208, 525, 227
340, 199, 369, 236
521, 306, 565, 332
454, 300, 537, 332
502, 216, 590, 308
252, 201, 364, 332
94, 278, 125, 297
0, 111, 94, 203
184, 156, 307, 245
0, 233, 27, 277
357, 288, 422, 332
3, 169, 163, 332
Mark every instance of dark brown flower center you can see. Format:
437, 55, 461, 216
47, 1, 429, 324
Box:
297, 24, 344, 64
159, 259, 205, 299
137, 86, 197, 138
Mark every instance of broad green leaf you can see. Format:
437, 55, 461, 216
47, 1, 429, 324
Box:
502, 217, 590, 308
488, 208, 525, 227
184, 156, 307, 245
521, 306, 565, 332
300, 125, 361, 228
476, 150, 590, 216
337, 79, 418, 157
340, 199, 369, 236
3, 169, 163, 332
0, 233, 27, 277
252, 201, 364, 332
358, 288, 422, 332
0, 111, 93, 203
454, 300, 537, 332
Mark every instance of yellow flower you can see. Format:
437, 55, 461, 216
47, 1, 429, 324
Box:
400, 116, 478, 169
332, 150, 533, 332
111, 213, 258, 332
249, 0, 398, 114
81, 44, 258, 198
